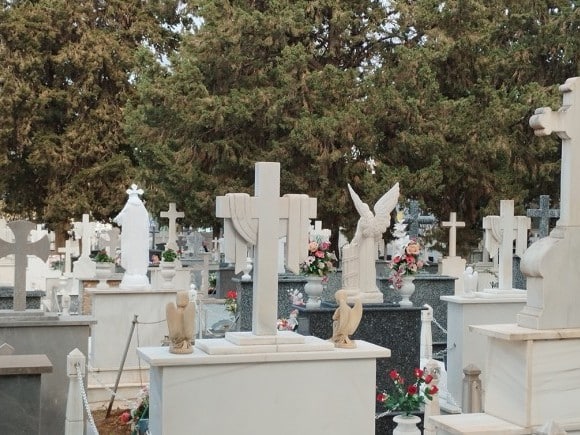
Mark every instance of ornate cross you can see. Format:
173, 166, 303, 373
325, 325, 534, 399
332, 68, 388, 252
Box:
407, 200, 437, 238
526, 195, 560, 238
0, 221, 50, 311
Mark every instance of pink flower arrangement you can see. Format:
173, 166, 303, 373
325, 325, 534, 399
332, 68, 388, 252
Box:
388, 239, 425, 289
300, 238, 337, 282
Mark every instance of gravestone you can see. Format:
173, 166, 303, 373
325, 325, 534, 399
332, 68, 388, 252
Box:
481, 200, 530, 294
433, 76, 580, 433
160, 203, 184, 252
526, 194, 559, 239
407, 200, 437, 238
0, 221, 50, 312
72, 214, 96, 278
438, 212, 467, 295
0, 344, 53, 435
212, 162, 316, 338
138, 162, 390, 435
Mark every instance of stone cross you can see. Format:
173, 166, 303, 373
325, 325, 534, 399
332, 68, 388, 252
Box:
526, 195, 559, 238
57, 239, 75, 276
442, 212, 465, 257
483, 200, 531, 291
530, 78, 580, 227
216, 162, 317, 336
73, 214, 95, 260
149, 219, 159, 250
160, 203, 184, 252
407, 200, 437, 238
0, 221, 50, 311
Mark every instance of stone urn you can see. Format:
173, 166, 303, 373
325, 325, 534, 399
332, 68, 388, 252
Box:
95, 262, 115, 289
393, 414, 421, 434
160, 261, 177, 289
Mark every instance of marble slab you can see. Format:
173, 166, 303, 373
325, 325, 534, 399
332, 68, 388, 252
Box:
470, 323, 580, 341
429, 413, 528, 435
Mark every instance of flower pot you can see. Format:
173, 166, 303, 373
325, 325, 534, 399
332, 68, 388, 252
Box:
304, 276, 324, 308
397, 275, 415, 307
393, 414, 421, 434
95, 262, 115, 289
160, 261, 176, 289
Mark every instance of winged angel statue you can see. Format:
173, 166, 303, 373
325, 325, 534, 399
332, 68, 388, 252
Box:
342, 183, 400, 302
331, 289, 363, 348
166, 291, 196, 354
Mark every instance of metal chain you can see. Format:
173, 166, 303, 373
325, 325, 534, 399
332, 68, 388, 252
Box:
431, 316, 447, 334
76, 362, 99, 435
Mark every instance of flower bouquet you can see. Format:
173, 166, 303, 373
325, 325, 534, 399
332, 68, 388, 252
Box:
376, 368, 438, 416
388, 239, 425, 290
299, 237, 337, 283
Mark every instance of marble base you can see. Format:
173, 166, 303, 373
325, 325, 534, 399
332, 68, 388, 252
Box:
348, 290, 384, 304
430, 413, 528, 434
472, 324, 580, 429
476, 289, 526, 299
441, 295, 526, 406
196, 330, 336, 355
138, 340, 389, 435
439, 256, 466, 295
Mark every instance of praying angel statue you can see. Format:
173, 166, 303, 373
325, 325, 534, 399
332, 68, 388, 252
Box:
342, 183, 400, 303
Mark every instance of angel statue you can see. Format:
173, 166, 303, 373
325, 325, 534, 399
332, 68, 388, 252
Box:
342, 183, 400, 303
330, 289, 363, 348
166, 291, 196, 354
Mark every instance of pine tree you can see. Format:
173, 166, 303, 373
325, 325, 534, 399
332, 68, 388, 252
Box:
0, 0, 190, 234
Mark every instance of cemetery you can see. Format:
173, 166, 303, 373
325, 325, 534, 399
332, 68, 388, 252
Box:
1, 3, 579, 435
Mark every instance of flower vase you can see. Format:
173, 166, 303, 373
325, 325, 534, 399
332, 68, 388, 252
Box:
95, 262, 114, 289
160, 261, 176, 289
393, 415, 421, 435
304, 276, 324, 308
397, 275, 416, 307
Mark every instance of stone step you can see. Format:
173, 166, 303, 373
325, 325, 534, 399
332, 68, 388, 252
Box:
429, 413, 529, 435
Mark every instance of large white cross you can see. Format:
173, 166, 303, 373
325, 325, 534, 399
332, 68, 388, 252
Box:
530, 77, 580, 227
216, 162, 316, 336
160, 203, 184, 252
442, 212, 465, 257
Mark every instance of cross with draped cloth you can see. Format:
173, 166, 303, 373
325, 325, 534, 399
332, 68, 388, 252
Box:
216, 162, 317, 336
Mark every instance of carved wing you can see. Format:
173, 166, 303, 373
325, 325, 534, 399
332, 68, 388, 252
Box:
373, 182, 400, 218
347, 297, 363, 336
166, 302, 179, 338
182, 303, 196, 342
348, 184, 373, 219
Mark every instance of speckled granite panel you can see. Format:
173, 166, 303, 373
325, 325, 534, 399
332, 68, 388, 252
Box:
233, 275, 308, 331
512, 255, 527, 290
0, 288, 45, 310
378, 274, 454, 347
297, 304, 421, 391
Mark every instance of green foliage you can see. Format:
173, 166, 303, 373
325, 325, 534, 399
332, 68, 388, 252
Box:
161, 249, 177, 262
0, 0, 191, 229
93, 250, 114, 263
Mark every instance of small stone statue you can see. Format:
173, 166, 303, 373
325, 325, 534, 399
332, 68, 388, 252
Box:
166, 291, 196, 354
463, 266, 478, 297
330, 289, 363, 349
